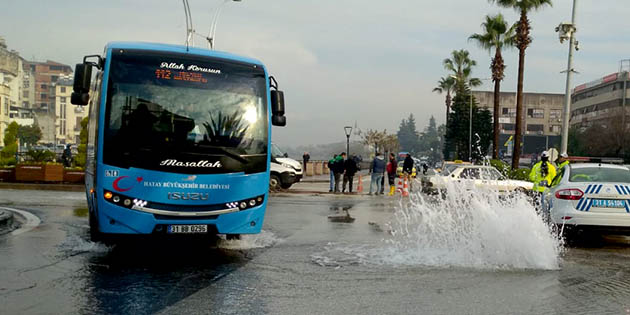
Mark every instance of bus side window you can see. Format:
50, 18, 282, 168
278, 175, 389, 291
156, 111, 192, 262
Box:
86, 71, 102, 174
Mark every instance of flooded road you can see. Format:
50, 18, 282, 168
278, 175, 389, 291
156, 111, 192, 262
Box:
1, 189, 630, 314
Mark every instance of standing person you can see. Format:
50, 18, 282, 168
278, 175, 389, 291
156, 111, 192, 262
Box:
343, 154, 358, 193
557, 153, 570, 170
386, 152, 398, 196
62, 144, 73, 167
402, 153, 414, 192
529, 151, 557, 210
302, 152, 310, 175
328, 154, 337, 193
333, 152, 346, 193
368, 152, 386, 195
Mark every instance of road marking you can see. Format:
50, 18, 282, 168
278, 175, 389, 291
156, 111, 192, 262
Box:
0, 207, 41, 236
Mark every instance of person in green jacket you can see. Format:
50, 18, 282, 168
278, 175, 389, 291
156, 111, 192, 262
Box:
529, 152, 557, 193
529, 152, 556, 211
557, 153, 570, 170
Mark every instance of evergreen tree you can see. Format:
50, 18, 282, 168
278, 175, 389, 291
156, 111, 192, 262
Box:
397, 114, 420, 154
444, 86, 493, 161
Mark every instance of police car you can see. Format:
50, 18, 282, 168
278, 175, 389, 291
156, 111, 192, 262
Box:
543, 163, 630, 235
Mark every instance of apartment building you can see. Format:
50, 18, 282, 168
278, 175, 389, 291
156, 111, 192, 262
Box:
55, 76, 87, 145
472, 90, 565, 155
570, 71, 629, 130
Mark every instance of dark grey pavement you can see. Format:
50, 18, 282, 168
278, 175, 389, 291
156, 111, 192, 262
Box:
1, 189, 630, 314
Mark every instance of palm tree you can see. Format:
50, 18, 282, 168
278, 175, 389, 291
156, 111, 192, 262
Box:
432, 76, 456, 123
489, 0, 552, 169
443, 49, 483, 89
469, 14, 516, 160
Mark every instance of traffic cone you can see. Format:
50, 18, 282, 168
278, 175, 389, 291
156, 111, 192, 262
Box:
402, 178, 409, 197
357, 174, 363, 193
396, 175, 403, 194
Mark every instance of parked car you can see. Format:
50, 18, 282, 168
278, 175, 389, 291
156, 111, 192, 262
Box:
543, 163, 630, 236
423, 165, 533, 194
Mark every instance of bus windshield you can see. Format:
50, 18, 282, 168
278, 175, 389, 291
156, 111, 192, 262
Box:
103, 50, 268, 174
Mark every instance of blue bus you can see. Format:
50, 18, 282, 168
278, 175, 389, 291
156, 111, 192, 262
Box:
71, 42, 286, 241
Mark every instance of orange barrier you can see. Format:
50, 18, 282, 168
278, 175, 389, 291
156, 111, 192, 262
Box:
357, 174, 363, 193
402, 178, 409, 197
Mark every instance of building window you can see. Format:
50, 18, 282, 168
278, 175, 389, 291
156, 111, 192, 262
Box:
60, 87, 66, 93
502, 108, 516, 117
550, 125, 561, 133
549, 109, 561, 119
502, 123, 515, 131
527, 108, 544, 118
41, 84, 47, 89
51, 76, 58, 82
526, 124, 544, 132
60, 97, 66, 103
23, 90, 29, 98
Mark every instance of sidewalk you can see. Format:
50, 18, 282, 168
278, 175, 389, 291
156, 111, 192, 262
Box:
0, 182, 84, 192
288, 171, 373, 194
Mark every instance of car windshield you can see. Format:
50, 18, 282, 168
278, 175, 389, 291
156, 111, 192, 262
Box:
459, 168, 481, 179
442, 164, 459, 175
271, 144, 285, 158
569, 167, 630, 183
103, 50, 268, 173
481, 168, 503, 180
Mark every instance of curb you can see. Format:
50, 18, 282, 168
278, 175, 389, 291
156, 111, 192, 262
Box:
0, 182, 85, 192
0, 210, 14, 235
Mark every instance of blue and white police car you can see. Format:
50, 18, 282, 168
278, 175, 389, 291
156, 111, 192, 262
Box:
543, 163, 630, 234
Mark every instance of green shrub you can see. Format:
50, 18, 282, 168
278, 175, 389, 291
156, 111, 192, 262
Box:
489, 159, 531, 181
26, 149, 56, 163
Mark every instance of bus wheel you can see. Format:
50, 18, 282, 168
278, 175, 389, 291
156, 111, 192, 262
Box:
269, 174, 281, 190
226, 234, 241, 240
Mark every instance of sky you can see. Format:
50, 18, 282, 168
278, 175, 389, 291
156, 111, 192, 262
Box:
1, 0, 629, 147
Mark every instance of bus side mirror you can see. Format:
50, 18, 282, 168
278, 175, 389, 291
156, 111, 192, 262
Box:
71, 63, 92, 105
271, 90, 286, 126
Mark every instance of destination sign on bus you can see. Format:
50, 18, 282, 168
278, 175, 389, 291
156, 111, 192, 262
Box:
155, 69, 208, 83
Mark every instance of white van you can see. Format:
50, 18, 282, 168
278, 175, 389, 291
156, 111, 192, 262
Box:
270, 143, 302, 190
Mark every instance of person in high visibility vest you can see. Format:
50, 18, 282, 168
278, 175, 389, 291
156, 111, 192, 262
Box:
529, 152, 556, 193
557, 153, 570, 170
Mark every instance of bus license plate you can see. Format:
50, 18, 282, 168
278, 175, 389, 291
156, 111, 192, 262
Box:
167, 225, 208, 234
592, 199, 626, 208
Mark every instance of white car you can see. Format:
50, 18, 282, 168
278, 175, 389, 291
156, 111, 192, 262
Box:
543, 163, 630, 234
423, 165, 533, 194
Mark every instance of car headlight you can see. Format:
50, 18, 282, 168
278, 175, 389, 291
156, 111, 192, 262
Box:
282, 163, 292, 169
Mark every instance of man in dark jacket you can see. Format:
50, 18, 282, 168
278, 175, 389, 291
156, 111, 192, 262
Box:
386, 153, 398, 195
368, 152, 386, 195
302, 152, 310, 174
402, 153, 414, 192
343, 155, 358, 193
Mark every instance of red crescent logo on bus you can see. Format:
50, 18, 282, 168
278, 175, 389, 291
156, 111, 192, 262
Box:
113, 176, 133, 192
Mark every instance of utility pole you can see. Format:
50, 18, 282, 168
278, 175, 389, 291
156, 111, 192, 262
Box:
559, 0, 578, 156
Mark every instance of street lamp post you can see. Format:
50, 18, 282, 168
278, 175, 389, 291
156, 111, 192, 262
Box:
344, 126, 352, 158
557, 0, 578, 156
207, 0, 242, 49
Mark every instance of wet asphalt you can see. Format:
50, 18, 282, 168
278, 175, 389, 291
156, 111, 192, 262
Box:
1, 189, 630, 315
